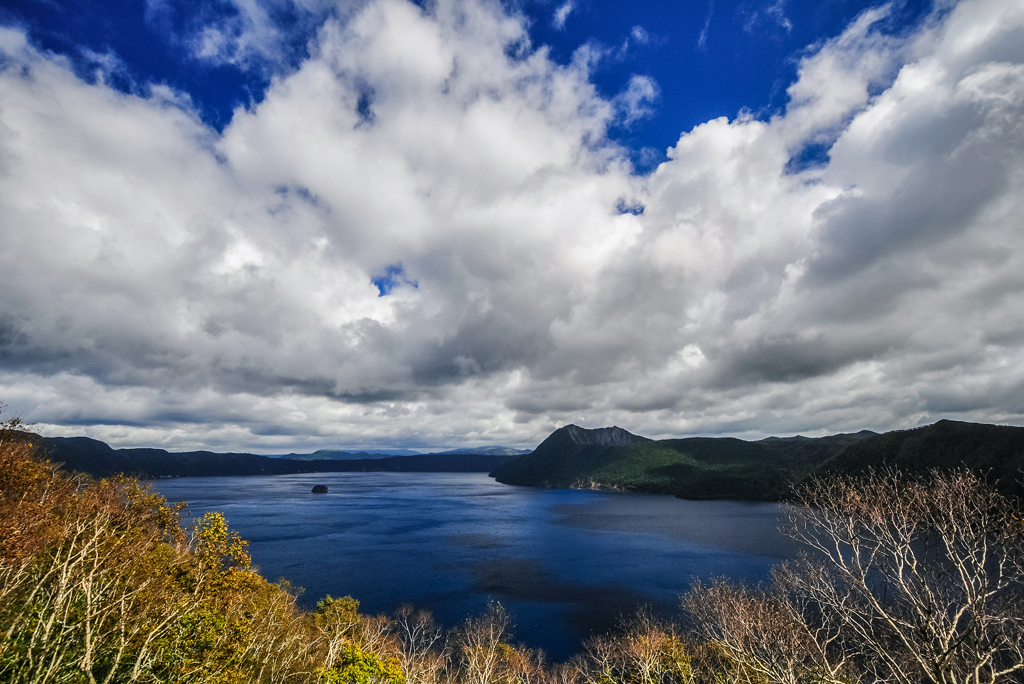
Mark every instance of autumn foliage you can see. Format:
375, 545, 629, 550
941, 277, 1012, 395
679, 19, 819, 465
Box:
2, 411, 1022, 684
0, 423, 585, 684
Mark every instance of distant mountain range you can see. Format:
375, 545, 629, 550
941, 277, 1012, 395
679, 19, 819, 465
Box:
275, 448, 422, 460
276, 446, 530, 461
436, 446, 531, 456
15, 420, 1024, 501
490, 420, 1024, 501
18, 435, 519, 479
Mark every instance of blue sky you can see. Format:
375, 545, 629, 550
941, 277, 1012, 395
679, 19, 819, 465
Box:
1, 0, 1023, 451
5, 0, 933, 163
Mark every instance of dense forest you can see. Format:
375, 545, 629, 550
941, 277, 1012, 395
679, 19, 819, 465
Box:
2, 413, 1024, 684
491, 421, 1024, 501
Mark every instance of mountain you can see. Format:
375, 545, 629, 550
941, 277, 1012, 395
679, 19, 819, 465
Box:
487, 425, 648, 485
278, 446, 530, 460
16, 433, 515, 479
25, 436, 297, 478
276, 449, 421, 461
490, 425, 863, 500
434, 446, 532, 456
757, 430, 878, 462
551, 424, 650, 447
491, 421, 1024, 501
20, 419, 1024, 500
817, 419, 1024, 499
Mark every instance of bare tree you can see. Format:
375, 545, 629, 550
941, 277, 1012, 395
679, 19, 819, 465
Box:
542, 662, 580, 684
503, 645, 547, 684
783, 469, 1024, 684
572, 628, 619, 684
393, 605, 446, 684
573, 608, 694, 684
453, 602, 514, 684
682, 578, 852, 684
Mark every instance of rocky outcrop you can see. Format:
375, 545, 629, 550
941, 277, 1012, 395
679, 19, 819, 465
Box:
552, 424, 650, 447
490, 425, 650, 488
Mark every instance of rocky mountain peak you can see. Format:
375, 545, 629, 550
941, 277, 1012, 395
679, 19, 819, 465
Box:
549, 424, 650, 448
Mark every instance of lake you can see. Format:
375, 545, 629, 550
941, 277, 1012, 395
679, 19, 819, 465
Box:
150, 472, 803, 661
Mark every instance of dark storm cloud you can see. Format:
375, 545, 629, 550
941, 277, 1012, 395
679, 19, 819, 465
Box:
711, 335, 885, 387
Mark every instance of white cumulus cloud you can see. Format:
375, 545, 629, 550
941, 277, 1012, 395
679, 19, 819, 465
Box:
1, 0, 1023, 450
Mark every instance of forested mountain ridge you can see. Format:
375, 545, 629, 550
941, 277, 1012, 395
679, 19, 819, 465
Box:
15, 433, 515, 479
818, 419, 1024, 498
14, 419, 1024, 500
491, 427, 869, 500
491, 420, 1024, 500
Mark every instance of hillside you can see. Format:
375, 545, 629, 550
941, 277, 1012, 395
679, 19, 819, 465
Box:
20, 433, 515, 479
491, 421, 1024, 501
818, 419, 1024, 499
21, 419, 1024, 499
491, 425, 867, 500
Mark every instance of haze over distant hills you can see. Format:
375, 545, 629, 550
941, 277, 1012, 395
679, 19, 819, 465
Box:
436, 446, 531, 456
275, 448, 422, 460
277, 446, 530, 461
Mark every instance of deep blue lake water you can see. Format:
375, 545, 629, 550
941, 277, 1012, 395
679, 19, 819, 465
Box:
150, 472, 802, 661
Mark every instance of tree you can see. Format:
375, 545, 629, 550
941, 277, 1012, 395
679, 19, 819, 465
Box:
454, 602, 514, 684
573, 609, 694, 684
681, 470, 1024, 684
392, 605, 445, 684
316, 644, 406, 684
0, 410, 318, 684
0, 471, 202, 684
682, 578, 851, 684
781, 469, 1024, 684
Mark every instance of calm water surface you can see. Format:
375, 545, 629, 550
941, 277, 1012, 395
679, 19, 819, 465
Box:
151, 472, 801, 660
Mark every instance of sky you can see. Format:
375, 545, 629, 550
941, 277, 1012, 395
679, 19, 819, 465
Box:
0, 0, 1023, 452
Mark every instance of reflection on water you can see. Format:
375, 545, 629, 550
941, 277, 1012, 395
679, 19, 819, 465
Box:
151, 472, 801, 661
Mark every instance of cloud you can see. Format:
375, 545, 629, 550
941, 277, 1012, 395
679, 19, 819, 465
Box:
742, 0, 792, 36
612, 24, 651, 61
629, 26, 649, 45
1, 0, 1024, 450
145, 0, 342, 72
697, 2, 713, 51
614, 75, 659, 126
552, 1, 573, 31
765, 0, 792, 33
